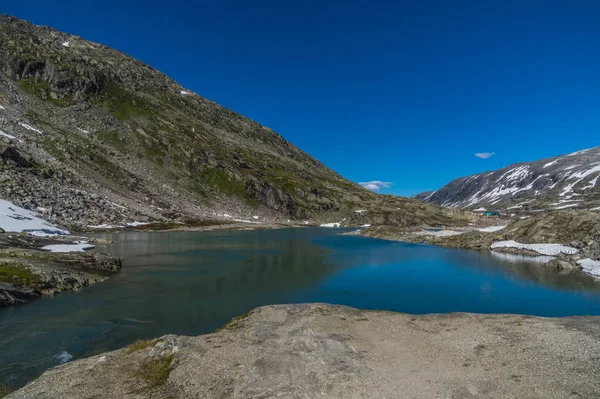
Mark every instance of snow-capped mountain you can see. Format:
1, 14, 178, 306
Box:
415, 147, 600, 213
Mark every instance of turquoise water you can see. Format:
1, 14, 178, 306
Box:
1, 228, 600, 389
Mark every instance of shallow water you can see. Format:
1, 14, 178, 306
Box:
1, 228, 600, 389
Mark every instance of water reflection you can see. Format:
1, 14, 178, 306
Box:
451, 249, 600, 292
1, 228, 600, 390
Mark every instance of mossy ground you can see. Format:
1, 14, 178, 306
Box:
0, 385, 14, 399
133, 354, 175, 392
0, 263, 41, 286
103, 81, 156, 121
18, 77, 71, 107
126, 339, 162, 354
214, 309, 252, 332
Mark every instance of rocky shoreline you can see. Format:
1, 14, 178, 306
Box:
361, 210, 600, 278
7, 303, 600, 399
0, 232, 121, 307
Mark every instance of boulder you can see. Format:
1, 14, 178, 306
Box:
0, 146, 33, 167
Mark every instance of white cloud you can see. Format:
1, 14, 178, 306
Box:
475, 152, 495, 159
359, 181, 393, 191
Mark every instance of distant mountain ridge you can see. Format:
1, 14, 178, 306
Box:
415, 147, 600, 213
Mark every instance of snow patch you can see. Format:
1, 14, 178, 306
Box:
126, 221, 149, 227
361, 224, 371, 228
477, 225, 507, 233
415, 229, 465, 237
0, 105, 5, 110
233, 219, 262, 224
61, 41, 70, 47
77, 128, 90, 134
566, 148, 592, 156
355, 210, 367, 213
180, 90, 189, 95
590, 207, 600, 211
577, 258, 600, 277
320, 222, 341, 228
0, 130, 16, 139
584, 174, 599, 190
490, 240, 578, 256
473, 207, 486, 212
0, 199, 68, 235
88, 224, 115, 229
543, 160, 558, 168
41, 243, 95, 253
28, 231, 64, 237
18, 123, 43, 134
553, 203, 579, 210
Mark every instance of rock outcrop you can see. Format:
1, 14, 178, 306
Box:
0, 232, 121, 307
362, 210, 600, 277
7, 304, 600, 398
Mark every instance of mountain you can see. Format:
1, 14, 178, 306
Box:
415, 147, 600, 213
0, 15, 469, 229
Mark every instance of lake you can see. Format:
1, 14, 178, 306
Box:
2, 227, 600, 389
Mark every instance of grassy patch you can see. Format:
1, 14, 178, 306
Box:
126, 339, 161, 354
0, 263, 41, 287
18, 77, 71, 107
0, 385, 14, 398
214, 309, 252, 333
196, 168, 258, 207
134, 354, 174, 392
104, 81, 156, 121
87, 152, 126, 182
96, 131, 129, 153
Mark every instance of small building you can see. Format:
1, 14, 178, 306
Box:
485, 211, 500, 217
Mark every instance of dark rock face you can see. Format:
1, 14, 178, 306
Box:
415, 147, 600, 212
0, 281, 39, 306
0, 146, 33, 167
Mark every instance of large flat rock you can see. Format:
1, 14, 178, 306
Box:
8, 304, 600, 398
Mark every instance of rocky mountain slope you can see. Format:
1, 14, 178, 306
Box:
415, 147, 600, 214
8, 304, 600, 399
0, 15, 470, 230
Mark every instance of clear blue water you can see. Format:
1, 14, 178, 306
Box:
2, 228, 600, 389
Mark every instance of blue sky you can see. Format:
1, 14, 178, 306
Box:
3, 1, 600, 196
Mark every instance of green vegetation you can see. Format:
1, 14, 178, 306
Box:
96, 131, 128, 153
18, 77, 71, 107
0, 263, 41, 287
104, 81, 156, 121
126, 339, 161, 354
0, 385, 14, 398
214, 309, 252, 332
2, 251, 53, 261
143, 142, 166, 166
87, 152, 126, 182
197, 168, 258, 207
134, 354, 175, 391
